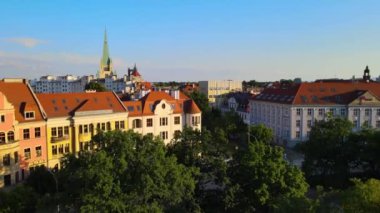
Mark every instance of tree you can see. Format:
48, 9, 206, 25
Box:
85, 82, 107, 92
188, 91, 210, 113
249, 124, 273, 144
58, 130, 199, 212
339, 178, 380, 212
25, 165, 57, 195
299, 117, 354, 188
0, 185, 38, 212
226, 141, 308, 212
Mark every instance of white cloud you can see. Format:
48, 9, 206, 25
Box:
5, 37, 47, 48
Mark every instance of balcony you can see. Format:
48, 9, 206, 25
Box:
0, 140, 19, 150
51, 135, 69, 143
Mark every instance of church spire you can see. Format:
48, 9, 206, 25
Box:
101, 28, 110, 66
98, 28, 113, 78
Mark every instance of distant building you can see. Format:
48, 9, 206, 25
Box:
199, 80, 242, 104
216, 92, 252, 124
250, 66, 380, 147
30, 75, 93, 93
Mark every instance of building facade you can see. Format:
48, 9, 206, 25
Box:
123, 91, 201, 144
199, 80, 242, 104
250, 79, 380, 147
216, 92, 252, 124
30, 75, 93, 93
0, 79, 47, 187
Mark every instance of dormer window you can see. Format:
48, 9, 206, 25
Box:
25, 111, 35, 120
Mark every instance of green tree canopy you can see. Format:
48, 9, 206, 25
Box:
226, 141, 308, 212
85, 82, 107, 92
58, 130, 199, 212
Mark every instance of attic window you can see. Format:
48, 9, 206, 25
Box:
52, 99, 56, 104
162, 104, 166, 109
25, 111, 35, 119
127, 106, 134, 112
137, 106, 141, 111
62, 99, 66, 104
76, 98, 81, 103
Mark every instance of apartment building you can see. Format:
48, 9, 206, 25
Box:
30, 75, 93, 93
123, 91, 202, 144
36, 91, 129, 168
199, 80, 242, 104
0, 79, 47, 187
250, 79, 380, 147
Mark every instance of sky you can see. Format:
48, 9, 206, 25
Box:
1, 0, 380, 82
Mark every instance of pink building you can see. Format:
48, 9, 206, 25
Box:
0, 79, 47, 187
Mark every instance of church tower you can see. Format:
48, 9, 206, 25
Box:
98, 29, 113, 78
363, 65, 371, 82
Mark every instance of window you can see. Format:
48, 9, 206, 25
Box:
58, 127, 63, 137
377, 109, 380, 116
133, 119, 142, 128
52, 145, 57, 155
25, 111, 35, 119
4, 175, 11, 186
106, 122, 111, 131
146, 118, 153, 127
80, 142, 84, 151
120, 121, 125, 129
296, 131, 301, 139
14, 152, 18, 163
307, 120, 312, 128
3, 154, 10, 166
115, 121, 120, 130
64, 144, 70, 153
341, 108, 346, 116
0, 132, 5, 143
174, 130, 181, 137
79, 125, 83, 134
36, 146, 42, 157
160, 131, 168, 140
365, 109, 371, 116
23, 129, 30, 139
174, 116, 180, 125
354, 120, 359, 128
101, 123, 106, 131
307, 109, 313, 116
376, 120, 380, 128
58, 145, 64, 154
24, 148, 31, 159
296, 120, 301, 127
160, 117, 168, 126
35, 127, 41, 138
64, 126, 69, 135
318, 109, 325, 116
296, 108, 302, 116
51, 128, 57, 137
363, 120, 370, 127
329, 108, 335, 115
1, 115, 4, 122
192, 116, 200, 125
84, 125, 88, 133
354, 109, 360, 116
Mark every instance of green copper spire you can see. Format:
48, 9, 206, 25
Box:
101, 29, 111, 66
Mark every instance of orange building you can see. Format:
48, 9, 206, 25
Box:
0, 79, 47, 187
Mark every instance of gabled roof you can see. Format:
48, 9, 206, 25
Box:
36, 91, 126, 118
253, 81, 380, 105
0, 79, 45, 122
131, 70, 141, 77
123, 91, 201, 116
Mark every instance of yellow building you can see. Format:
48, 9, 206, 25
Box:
199, 80, 242, 104
36, 91, 128, 168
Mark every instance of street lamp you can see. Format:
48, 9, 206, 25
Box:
47, 169, 60, 213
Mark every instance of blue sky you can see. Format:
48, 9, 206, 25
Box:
1, 0, 380, 82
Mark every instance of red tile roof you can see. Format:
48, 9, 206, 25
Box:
36, 91, 126, 118
253, 81, 380, 105
0, 79, 45, 122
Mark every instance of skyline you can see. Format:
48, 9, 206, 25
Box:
1, 1, 380, 82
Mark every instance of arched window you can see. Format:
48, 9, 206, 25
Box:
7, 131, 14, 142
132, 119, 142, 128
0, 132, 5, 143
